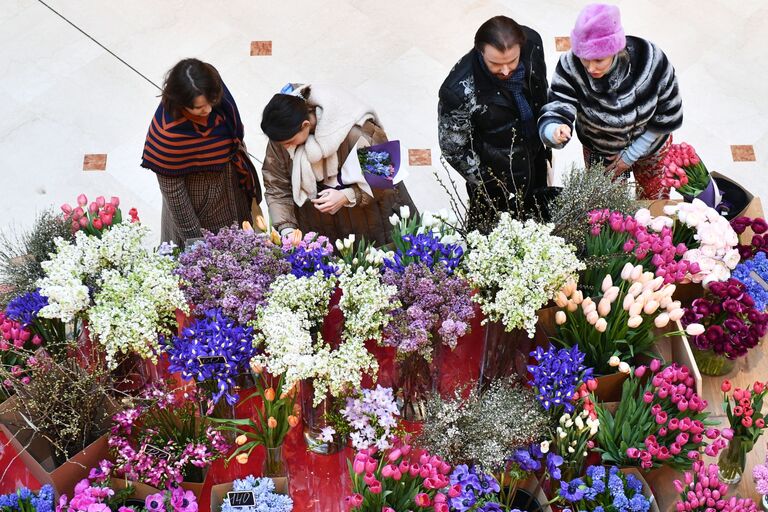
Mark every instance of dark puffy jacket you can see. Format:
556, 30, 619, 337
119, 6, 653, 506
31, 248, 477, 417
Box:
438, 26, 550, 201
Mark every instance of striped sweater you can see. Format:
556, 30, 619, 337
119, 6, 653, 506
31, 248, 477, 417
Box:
538, 36, 682, 156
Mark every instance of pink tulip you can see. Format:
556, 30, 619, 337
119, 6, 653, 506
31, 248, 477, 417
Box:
368, 483, 382, 494
77, 193, 88, 206
32, 335, 42, 346
78, 216, 88, 228
88, 202, 99, 214
353, 459, 365, 474
414, 493, 431, 507
110, 196, 120, 207
344, 494, 363, 507
96, 196, 106, 208
387, 448, 402, 462
61, 203, 73, 215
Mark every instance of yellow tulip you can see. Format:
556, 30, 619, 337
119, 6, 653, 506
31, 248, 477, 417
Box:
236, 434, 248, 446
236, 452, 249, 464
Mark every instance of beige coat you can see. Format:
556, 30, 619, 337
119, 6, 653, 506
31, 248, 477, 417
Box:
262, 120, 416, 245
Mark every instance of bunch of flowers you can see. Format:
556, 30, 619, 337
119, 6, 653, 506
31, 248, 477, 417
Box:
336, 234, 392, 273
718, 380, 767, 482
144, 488, 199, 512
60, 194, 128, 236
176, 226, 290, 325
418, 379, 550, 472
558, 466, 651, 512
0, 309, 38, 382
0, 485, 54, 512
324, 385, 400, 451
732, 251, 768, 311
4, 289, 71, 355
220, 475, 293, 512
346, 437, 451, 512
660, 142, 712, 196
359, 148, 395, 179
282, 231, 337, 278
381, 263, 474, 354
754, 453, 768, 498
552, 406, 600, 482
163, 308, 256, 407
509, 441, 564, 482
385, 209, 464, 275
658, 200, 740, 284
37, 221, 188, 368
527, 345, 594, 416
554, 264, 684, 374
439, 465, 510, 512
0, 209, 72, 304
338, 266, 399, 344
674, 461, 759, 512
213, 370, 299, 471
255, 271, 383, 406
731, 216, 768, 261
596, 361, 725, 471
584, 208, 698, 289
465, 215, 584, 337
682, 278, 768, 359
109, 385, 230, 488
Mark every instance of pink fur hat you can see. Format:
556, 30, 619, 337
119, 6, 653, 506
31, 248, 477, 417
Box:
570, 4, 626, 59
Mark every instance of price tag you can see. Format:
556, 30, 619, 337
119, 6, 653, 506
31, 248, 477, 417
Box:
227, 491, 256, 507
142, 444, 171, 460
749, 271, 768, 292
197, 355, 227, 365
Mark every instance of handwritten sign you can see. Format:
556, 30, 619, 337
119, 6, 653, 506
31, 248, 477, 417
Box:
227, 491, 256, 507
142, 444, 171, 460
197, 355, 227, 365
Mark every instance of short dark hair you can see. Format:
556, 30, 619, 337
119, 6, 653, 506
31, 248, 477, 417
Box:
474, 16, 527, 53
261, 92, 311, 142
161, 58, 223, 118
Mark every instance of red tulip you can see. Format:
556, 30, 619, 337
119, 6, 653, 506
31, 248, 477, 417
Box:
721, 380, 731, 393
92, 218, 103, 230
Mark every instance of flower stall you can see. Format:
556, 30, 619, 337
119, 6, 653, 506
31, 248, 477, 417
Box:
0, 179, 767, 512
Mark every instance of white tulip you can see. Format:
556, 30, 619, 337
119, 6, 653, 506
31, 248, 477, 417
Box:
422, 211, 435, 227
540, 440, 550, 454
555, 311, 567, 325
623, 295, 635, 311
586, 311, 599, 325
598, 298, 611, 317
621, 262, 634, 280
629, 302, 644, 318
335, 239, 344, 251
609, 355, 621, 367
643, 300, 660, 315
654, 313, 670, 329
627, 316, 643, 328
627, 282, 643, 297
399, 205, 411, 219
618, 362, 631, 374
630, 265, 643, 281
595, 318, 608, 333
669, 308, 684, 322
567, 301, 578, 313
602, 275, 613, 293
389, 214, 399, 226
686, 323, 705, 336
575, 416, 584, 429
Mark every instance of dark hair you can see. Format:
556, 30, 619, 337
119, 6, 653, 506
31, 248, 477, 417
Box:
161, 58, 223, 118
260, 92, 310, 142
474, 16, 527, 53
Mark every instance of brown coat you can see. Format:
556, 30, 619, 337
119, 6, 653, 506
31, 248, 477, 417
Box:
158, 163, 252, 247
262, 120, 416, 245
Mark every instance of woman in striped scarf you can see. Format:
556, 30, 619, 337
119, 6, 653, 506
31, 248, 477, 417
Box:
538, 4, 683, 199
141, 59, 261, 247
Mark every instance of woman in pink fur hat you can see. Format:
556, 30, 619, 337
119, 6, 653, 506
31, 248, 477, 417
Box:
538, 3, 683, 199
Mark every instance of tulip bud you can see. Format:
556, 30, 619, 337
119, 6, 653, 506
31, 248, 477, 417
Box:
627, 315, 643, 328
643, 300, 659, 315
609, 356, 621, 367
77, 193, 87, 206
235, 434, 248, 446
685, 323, 705, 336
586, 311, 599, 325
250, 361, 264, 374
268, 417, 278, 428
601, 275, 612, 293
236, 452, 249, 464
595, 318, 607, 332
555, 311, 567, 325
254, 215, 268, 232
242, 221, 254, 232
92, 218, 103, 231
621, 262, 633, 280
399, 205, 410, 219
654, 313, 670, 328
618, 362, 631, 374
264, 388, 276, 401
60, 203, 73, 215
288, 415, 299, 427
597, 298, 611, 317
78, 216, 88, 228
335, 239, 344, 251
95, 196, 106, 208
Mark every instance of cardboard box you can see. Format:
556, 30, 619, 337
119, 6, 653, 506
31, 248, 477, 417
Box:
0, 396, 113, 498
210, 478, 290, 512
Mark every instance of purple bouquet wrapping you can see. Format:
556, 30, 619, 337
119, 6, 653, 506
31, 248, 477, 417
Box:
357, 140, 401, 189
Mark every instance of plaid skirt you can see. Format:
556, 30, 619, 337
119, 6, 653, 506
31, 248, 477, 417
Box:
583, 135, 673, 200
158, 163, 252, 247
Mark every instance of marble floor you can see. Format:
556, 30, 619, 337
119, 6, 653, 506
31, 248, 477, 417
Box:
0, 0, 766, 240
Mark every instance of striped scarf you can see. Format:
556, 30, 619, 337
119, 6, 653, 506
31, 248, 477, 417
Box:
141, 84, 260, 199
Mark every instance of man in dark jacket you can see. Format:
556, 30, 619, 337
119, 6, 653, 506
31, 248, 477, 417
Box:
438, 16, 552, 231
